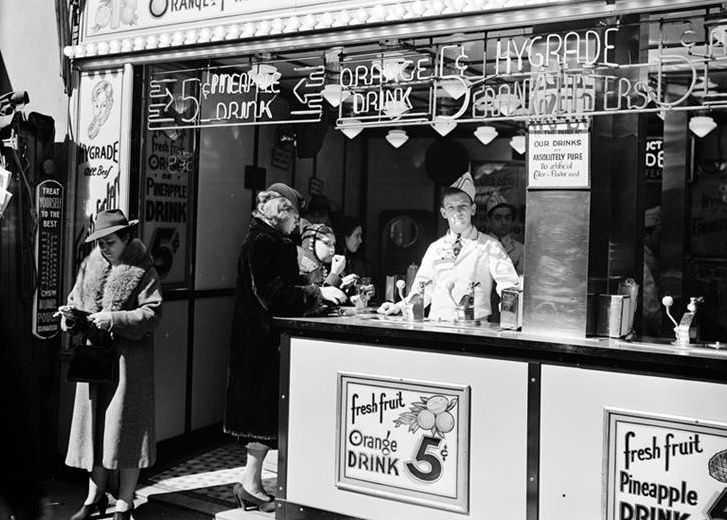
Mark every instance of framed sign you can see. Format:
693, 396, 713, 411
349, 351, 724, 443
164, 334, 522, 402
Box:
603, 409, 727, 520
73, 68, 130, 270
527, 122, 590, 189
33, 180, 64, 339
336, 373, 470, 513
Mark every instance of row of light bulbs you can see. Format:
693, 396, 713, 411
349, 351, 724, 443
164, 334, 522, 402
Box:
347, 114, 719, 150
63, 0, 562, 58
341, 120, 526, 153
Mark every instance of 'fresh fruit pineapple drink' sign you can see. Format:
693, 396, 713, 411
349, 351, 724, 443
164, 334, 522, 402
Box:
336, 373, 470, 513
603, 409, 727, 520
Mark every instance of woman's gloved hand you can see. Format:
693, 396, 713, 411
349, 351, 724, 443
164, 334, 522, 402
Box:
320, 285, 347, 305
56, 305, 78, 332
330, 254, 346, 276
89, 311, 113, 331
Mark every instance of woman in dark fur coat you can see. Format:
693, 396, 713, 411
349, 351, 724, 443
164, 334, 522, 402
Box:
224, 184, 345, 512
58, 209, 162, 520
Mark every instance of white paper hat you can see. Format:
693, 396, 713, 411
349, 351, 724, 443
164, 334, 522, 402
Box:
450, 171, 476, 202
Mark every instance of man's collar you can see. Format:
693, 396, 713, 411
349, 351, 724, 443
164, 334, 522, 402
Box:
447, 225, 478, 241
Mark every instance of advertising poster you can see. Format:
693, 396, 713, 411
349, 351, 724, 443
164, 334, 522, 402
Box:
141, 122, 194, 286
336, 374, 470, 513
604, 409, 727, 520
527, 122, 590, 189
74, 69, 129, 269
33, 180, 64, 339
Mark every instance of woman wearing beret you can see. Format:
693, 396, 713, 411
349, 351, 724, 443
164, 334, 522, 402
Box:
58, 209, 162, 520
225, 185, 345, 512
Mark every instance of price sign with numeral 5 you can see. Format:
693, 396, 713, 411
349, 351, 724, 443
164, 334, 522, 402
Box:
336, 373, 470, 513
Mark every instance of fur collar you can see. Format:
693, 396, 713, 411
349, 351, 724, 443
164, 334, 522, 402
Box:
78, 239, 153, 312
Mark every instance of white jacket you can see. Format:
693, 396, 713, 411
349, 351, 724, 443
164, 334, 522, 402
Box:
409, 227, 520, 321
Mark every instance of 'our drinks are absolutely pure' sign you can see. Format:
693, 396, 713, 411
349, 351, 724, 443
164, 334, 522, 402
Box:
528, 122, 590, 189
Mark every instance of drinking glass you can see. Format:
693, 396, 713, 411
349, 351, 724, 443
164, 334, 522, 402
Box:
356, 277, 375, 309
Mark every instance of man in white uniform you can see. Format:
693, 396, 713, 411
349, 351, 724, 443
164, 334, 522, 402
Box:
378, 173, 519, 321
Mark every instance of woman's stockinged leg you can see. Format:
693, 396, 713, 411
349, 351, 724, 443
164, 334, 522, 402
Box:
242, 442, 269, 497
84, 465, 108, 504
116, 468, 140, 511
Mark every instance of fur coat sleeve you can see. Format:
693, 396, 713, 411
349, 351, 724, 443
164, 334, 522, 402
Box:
249, 232, 321, 316
110, 270, 162, 340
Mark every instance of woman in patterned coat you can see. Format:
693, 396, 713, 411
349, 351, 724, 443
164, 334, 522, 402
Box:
59, 209, 162, 520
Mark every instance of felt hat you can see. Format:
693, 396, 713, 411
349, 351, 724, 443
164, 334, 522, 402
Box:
450, 172, 476, 202
485, 192, 517, 217
85, 209, 138, 243
267, 182, 305, 211
644, 206, 662, 228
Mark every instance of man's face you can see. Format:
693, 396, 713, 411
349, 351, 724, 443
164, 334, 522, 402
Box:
488, 206, 514, 238
440, 191, 475, 233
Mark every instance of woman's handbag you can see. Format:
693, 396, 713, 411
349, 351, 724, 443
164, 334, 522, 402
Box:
62, 310, 116, 384
66, 343, 117, 384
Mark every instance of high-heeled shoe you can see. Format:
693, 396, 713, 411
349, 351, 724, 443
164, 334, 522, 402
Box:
112, 507, 133, 520
69, 493, 109, 520
232, 483, 276, 513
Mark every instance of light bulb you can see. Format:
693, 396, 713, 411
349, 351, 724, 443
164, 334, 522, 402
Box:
474, 125, 498, 145
689, 116, 717, 138
321, 84, 351, 107
431, 120, 457, 136
385, 129, 408, 148
510, 135, 526, 155
340, 120, 363, 139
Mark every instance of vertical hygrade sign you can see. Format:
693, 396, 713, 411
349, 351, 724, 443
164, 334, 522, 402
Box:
74, 69, 129, 269
527, 122, 590, 189
336, 374, 470, 513
604, 409, 727, 520
33, 180, 64, 339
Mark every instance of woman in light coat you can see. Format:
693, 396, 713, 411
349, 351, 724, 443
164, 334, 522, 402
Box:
59, 209, 162, 520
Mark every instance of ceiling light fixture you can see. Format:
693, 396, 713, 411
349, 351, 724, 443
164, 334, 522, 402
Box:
440, 78, 468, 100
385, 129, 408, 148
510, 135, 526, 155
474, 125, 498, 145
321, 84, 351, 107
340, 120, 363, 139
689, 115, 717, 138
431, 120, 457, 136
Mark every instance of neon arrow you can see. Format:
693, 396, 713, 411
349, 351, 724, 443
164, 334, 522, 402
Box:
292, 65, 324, 115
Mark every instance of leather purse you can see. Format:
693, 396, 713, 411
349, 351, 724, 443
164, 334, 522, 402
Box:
66, 343, 117, 384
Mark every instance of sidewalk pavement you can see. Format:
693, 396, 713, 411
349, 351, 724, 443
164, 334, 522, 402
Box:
0, 445, 277, 520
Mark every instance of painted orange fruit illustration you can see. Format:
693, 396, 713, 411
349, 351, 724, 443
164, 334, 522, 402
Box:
426, 395, 449, 414
435, 411, 455, 433
394, 394, 458, 438
416, 410, 435, 430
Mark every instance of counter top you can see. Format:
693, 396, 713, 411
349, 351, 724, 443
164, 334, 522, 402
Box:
274, 312, 727, 383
